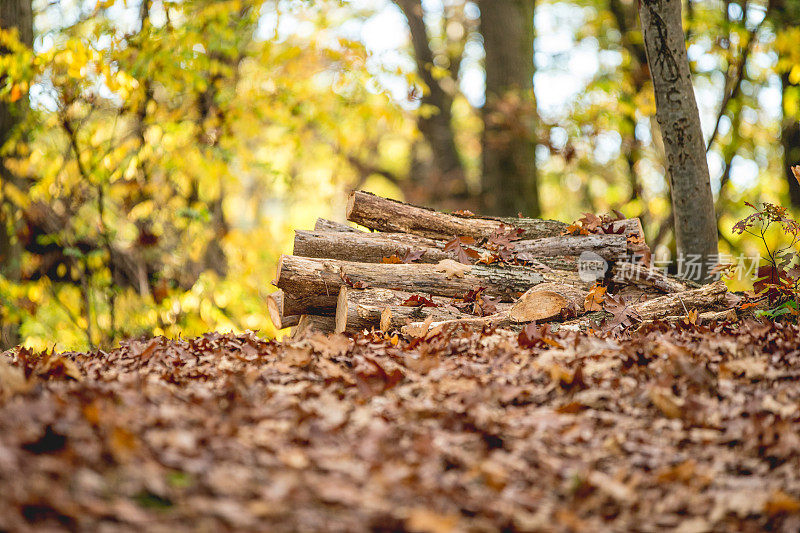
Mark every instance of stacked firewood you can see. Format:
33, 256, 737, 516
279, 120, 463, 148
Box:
269, 191, 736, 336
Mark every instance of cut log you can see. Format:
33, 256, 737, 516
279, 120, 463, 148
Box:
558, 280, 729, 330
632, 279, 728, 318
293, 230, 447, 264
335, 286, 512, 333
275, 255, 589, 315
610, 263, 688, 293
281, 291, 339, 317
515, 233, 627, 260
507, 283, 587, 322
346, 190, 565, 240
266, 290, 300, 329
346, 191, 648, 258
633, 308, 738, 331
294, 229, 582, 271
291, 315, 337, 337
399, 283, 589, 336
314, 218, 363, 233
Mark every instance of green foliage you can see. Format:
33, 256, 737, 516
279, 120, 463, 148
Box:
732, 198, 800, 319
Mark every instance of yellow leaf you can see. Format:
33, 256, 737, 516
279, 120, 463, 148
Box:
9, 84, 22, 102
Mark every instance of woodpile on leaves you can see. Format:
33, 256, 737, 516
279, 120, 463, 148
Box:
271, 191, 738, 336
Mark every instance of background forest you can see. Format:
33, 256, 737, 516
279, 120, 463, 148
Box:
0, 0, 798, 350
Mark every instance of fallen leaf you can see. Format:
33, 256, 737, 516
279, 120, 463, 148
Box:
584, 284, 607, 312
435, 259, 471, 279
406, 507, 459, 533
380, 307, 392, 332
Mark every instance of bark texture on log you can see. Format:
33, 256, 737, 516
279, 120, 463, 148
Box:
291, 315, 337, 336
400, 282, 589, 336
515, 234, 627, 260
347, 191, 565, 240
335, 286, 511, 333
314, 218, 363, 233
294, 230, 446, 264
275, 255, 590, 314
294, 229, 584, 271
611, 263, 688, 293
638, 0, 718, 282
346, 191, 645, 257
560, 280, 728, 330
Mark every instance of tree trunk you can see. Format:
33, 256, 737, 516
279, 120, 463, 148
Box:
637, 0, 718, 283
781, 72, 800, 208
0, 0, 33, 350
394, 0, 467, 205
478, 0, 539, 217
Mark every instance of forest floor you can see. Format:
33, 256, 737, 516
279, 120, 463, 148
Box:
1, 321, 800, 532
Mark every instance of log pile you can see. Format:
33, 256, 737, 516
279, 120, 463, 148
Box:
270, 191, 737, 336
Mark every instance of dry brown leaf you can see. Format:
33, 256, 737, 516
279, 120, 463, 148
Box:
764, 489, 800, 515
434, 259, 471, 279
649, 387, 683, 419
406, 507, 459, 533
584, 284, 606, 312
380, 307, 392, 332
0, 358, 30, 399
402, 316, 435, 338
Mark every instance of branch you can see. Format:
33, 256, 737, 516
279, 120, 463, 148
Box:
705, 9, 767, 152
393, 0, 448, 101
344, 153, 403, 186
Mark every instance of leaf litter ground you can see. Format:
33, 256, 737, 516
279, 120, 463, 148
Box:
1, 320, 800, 531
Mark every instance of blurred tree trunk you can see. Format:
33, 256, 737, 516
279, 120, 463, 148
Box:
0, 0, 33, 349
478, 0, 539, 217
638, 0, 718, 283
394, 0, 467, 207
772, 0, 800, 207
782, 72, 800, 207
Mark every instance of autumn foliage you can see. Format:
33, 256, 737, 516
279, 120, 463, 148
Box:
2, 321, 800, 530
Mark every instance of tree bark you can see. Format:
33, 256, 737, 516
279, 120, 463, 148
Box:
400, 282, 588, 336
514, 234, 627, 261
314, 218, 362, 233
346, 191, 646, 259
478, 0, 539, 217
781, 72, 800, 208
637, 0, 718, 283
294, 230, 447, 264
347, 190, 564, 240
291, 315, 337, 336
294, 229, 588, 270
335, 286, 512, 333
0, 0, 34, 350
610, 262, 689, 293
274, 255, 589, 314
559, 279, 728, 330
